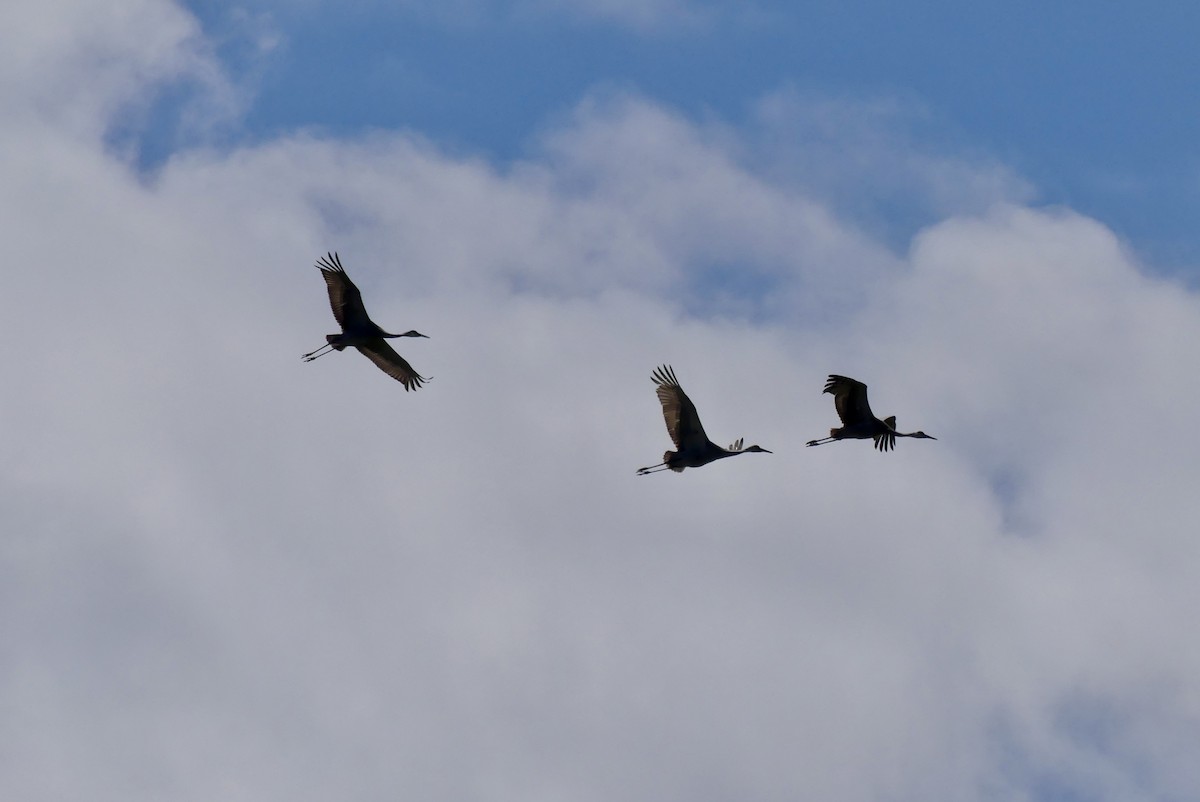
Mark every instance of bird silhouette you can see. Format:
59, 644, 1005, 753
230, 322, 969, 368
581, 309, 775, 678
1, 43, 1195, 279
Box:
302, 252, 430, 391
805, 374, 934, 452
637, 365, 771, 474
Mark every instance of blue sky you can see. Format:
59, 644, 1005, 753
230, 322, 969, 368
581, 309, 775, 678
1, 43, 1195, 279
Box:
173, 0, 1200, 268
6, 3, 1200, 801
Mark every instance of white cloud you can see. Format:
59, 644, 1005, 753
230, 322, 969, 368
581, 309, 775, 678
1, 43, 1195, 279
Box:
4, 3, 1200, 802
751, 90, 1037, 248
0, 0, 239, 145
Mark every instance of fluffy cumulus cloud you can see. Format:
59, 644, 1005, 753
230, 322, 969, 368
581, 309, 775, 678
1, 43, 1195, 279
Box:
4, 3, 1200, 801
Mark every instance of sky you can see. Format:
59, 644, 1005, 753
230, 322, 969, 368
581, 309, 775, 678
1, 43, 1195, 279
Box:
3, 2, 1200, 801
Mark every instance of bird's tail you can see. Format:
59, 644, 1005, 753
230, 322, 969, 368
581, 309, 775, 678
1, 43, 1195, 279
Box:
326, 334, 347, 351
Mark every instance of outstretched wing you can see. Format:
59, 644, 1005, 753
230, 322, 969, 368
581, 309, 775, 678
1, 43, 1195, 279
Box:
873, 417, 896, 452
316, 252, 371, 331
355, 340, 430, 391
651, 365, 709, 450
823, 375, 875, 426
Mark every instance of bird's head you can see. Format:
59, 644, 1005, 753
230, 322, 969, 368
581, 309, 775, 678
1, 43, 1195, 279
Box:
384, 329, 429, 338
910, 431, 936, 440
743, 444, 772, 454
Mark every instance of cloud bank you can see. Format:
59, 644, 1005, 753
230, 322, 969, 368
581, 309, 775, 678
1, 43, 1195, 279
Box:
3, 3, 1200, 801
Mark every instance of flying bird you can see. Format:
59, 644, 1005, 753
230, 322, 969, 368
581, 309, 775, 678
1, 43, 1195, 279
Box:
805, 374, 934, 452
637, 364, 771, 475
302, 252, 430, 391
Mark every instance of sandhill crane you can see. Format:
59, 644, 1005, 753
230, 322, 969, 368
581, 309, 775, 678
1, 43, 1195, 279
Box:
302, 252, 431, 391
637, 364, 771, 475
805, 374, 935, 452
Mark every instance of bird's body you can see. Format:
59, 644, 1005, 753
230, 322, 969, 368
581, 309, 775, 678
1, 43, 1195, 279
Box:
302, 252, 430, 391
805, 375, 934, 452
637, 365, 771, 475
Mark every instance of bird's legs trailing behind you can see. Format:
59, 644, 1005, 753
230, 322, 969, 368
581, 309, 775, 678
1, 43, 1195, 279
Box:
302, 335, 348, 362
805, 432, 839, 447
637, 448, 682, 475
